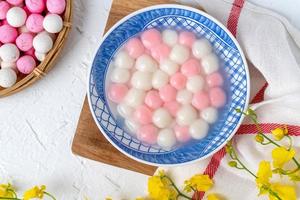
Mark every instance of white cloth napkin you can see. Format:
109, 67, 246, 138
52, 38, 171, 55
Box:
160, 0, 300, 199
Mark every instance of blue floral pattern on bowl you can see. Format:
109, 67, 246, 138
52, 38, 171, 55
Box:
88, 5, 250, 166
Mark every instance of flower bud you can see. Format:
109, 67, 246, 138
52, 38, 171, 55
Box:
255, 134, 264, 143
228, 161, 238, 167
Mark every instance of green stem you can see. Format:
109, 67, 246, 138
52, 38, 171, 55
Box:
265, 186, 282, 200
274, 167, 300, 175
0, 198, 21, 200
258, 133, 280, 147
230, 143, 257, 178
44, 192, 57, 200
162, 176, 192, 200
6, 189, 17, 198
291, 157, 300, 168
286, 135, 293, 150
260, 141, 272, 145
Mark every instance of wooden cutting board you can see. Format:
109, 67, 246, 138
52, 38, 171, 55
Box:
72, 0, 203, 176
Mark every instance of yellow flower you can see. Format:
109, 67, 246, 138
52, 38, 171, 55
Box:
23, 185, 46, 200
256, 161, 272, 186
148, 175, 177, 200
207, 193, 221, 200
271, 127, 288, 141
0, 183, 15, 198
269, 183, 296, 200
184, 174, 213, 192
272, 147, 295, 168
135, 198, 145, 200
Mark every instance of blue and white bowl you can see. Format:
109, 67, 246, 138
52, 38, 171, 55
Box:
88, 4, 250, 166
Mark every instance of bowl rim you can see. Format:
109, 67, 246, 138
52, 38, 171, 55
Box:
87, 4, 250, 167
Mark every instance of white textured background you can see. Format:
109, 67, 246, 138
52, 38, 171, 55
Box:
0, 0, 299, 199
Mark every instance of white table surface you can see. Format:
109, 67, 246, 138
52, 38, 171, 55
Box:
0, 0, 299, 199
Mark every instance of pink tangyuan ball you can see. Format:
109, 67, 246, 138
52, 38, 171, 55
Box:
150, 43, 170, 62
0, 1, 10, 20
125, 37, 145, 59
6, 0, 24, 6
133, 105, 153, 125
107, 83, 128, 103
46, 0, 66, 14
137, 124, 158, 145
26, 14, 44, 33
25, 0, 45, 13
192, 91, 210, 110
141, 28, 162, 50
209, 87, 226, 108
0, 24, 18, 43
170, 72, 187, 90
174, 124, 191, 143
181, 58, 201, 77
159, 84, 177, 102
145, 90, 163, 110
16, 55, 37, 74
16, 32, 34, 51
206, 72, 224, 88
179, 31, 196, 48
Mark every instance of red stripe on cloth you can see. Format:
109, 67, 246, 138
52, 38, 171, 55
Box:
226, 0, 245, 36
237, 124, 300, 136
251, 82, 268, 103
193, 148, 227, 199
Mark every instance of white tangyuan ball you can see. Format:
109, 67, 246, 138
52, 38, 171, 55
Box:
117, 103, 134, 118
125, 119, 140, 134
35, 51, 46, 62
152, 70, 169, 89
33, 33, 53, 53
40, 31, 56, 40
201, 107, 218, 124
0, 68, 17, 88
169, 44, 190, 64
124, 88, 146, 108
131, 71, 152, 90
111, 68, 130, 83
186, 75, 205, 93
152, 108, 173, 128
136, 54, 157, 72
43, 14, 63, 33
157, 129, 177, 150
7, 7, 27, 27
189, 119, 209, 139
1, 61, 17, 70
1, 61, 14, 68
160, 59, 179, 75
0, 44, 20, 62
176, 105, 197, 126
192, 39, 212, 59
176, 89, 193, 105
202, 54, 219, 74
114, 51, 134, 69
162, 29, 178, 46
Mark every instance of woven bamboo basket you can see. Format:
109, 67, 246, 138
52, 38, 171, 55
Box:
0, 0, 73, 98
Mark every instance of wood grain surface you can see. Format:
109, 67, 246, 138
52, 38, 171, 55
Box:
72, 0, 204, 175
